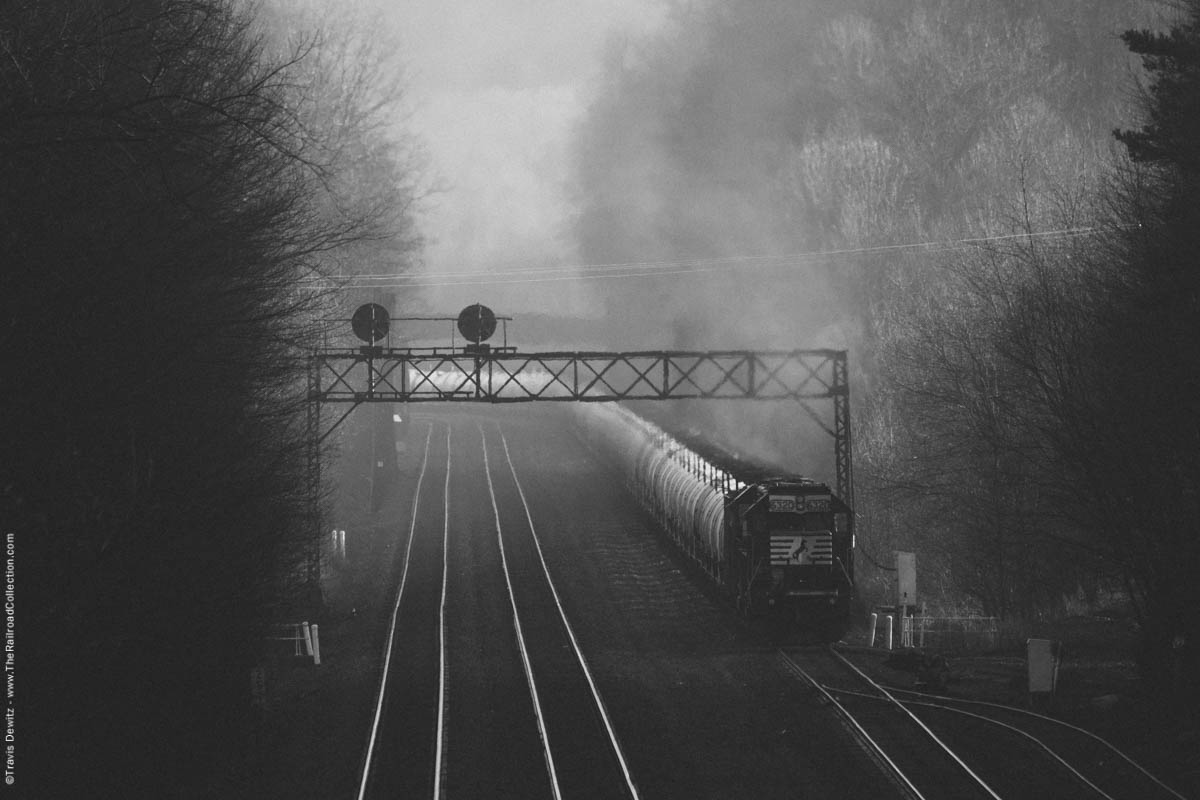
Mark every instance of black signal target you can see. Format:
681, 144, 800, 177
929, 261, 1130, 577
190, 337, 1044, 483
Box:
456, 303, 497, 344
351, 303, 390, 343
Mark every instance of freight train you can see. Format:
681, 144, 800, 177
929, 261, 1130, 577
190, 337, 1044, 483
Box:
573, 404, 854, 639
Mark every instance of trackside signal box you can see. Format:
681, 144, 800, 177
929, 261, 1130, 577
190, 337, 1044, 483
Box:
1027, 638, 1062, 707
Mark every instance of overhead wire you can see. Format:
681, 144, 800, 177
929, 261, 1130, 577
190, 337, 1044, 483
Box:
304, 226, 1105, 289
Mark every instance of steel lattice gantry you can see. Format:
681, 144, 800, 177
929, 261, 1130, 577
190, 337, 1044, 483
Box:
302, 302, 856, 603
307, 347, 853, 504
303, 346, 853, 597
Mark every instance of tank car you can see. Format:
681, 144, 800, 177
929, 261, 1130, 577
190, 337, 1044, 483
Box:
574, 404, 854, 639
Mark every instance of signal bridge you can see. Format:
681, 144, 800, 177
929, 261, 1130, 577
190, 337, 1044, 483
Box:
304, 304, 854, 588
312, 346, 848, 405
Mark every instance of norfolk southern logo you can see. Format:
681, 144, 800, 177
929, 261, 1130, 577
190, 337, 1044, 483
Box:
788, 537, 810, 565
770, 533, 834, 565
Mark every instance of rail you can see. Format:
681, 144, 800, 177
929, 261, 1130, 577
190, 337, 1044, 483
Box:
880, 686, 1191, 800
780, 646, 1004, 800
779, 650, 927, 800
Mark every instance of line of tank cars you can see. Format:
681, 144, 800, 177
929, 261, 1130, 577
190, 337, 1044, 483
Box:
573, 404, 854, 640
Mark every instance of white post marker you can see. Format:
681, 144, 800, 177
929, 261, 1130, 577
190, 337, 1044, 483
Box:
302, 621, 314, 659
311, 624, 321, 666
896, 551, 917, 608
868, 612, 878, 647
885, 615, 894, 650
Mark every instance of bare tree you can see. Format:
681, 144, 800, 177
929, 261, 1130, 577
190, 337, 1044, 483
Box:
1, 0, 423, 794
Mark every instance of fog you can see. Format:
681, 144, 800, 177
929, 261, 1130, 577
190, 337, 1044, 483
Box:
384, 0, 669, 319
322, 0, 858, 355
288, 0, 1150, 480
368, 0, 858, 476
15, 3, 1199, 792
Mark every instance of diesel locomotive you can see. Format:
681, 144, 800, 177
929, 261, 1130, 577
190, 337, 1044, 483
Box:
574, 404, 854, 639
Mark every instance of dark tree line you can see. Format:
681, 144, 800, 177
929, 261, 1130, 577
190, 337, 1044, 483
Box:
880, 0, 1200, 709
1, 0, 416, 795
1099, 2, 1200, 706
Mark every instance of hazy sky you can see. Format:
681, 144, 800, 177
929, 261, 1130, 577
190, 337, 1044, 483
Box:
386, 0, 668, 317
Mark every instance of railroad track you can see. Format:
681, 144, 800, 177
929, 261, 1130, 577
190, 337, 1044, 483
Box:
876, 682, 1190, 800
355, 419, 639, 800
780, 646, 1001, 800
349, 408, 1190, 799
782, 646, 1191, 800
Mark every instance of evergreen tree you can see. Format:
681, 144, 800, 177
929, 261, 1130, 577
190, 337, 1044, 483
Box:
1104, 0, 1200, 713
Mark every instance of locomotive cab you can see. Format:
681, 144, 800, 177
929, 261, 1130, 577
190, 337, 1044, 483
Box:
728, 480, 854, 634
